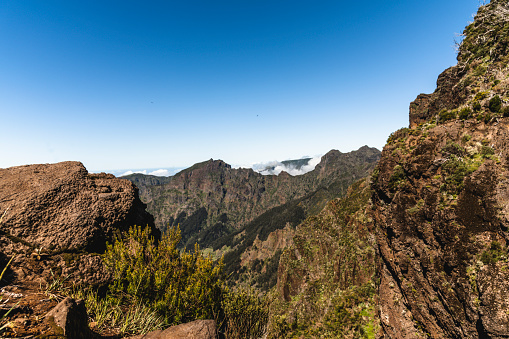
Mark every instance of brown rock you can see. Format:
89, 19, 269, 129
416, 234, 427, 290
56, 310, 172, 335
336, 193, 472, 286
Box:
127, 319, 216, 339
45, 297, 91, 339
0, 161, 158, 254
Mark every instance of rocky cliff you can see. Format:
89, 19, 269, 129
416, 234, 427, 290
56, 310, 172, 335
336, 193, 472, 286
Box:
373, 1, 509, 337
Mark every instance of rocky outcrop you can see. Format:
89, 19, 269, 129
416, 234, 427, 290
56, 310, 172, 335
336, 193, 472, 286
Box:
409, 0, 509, 128
0, 161, 157, 254
45, 297, 91, 339
373, 119, 509, 338
0, 161, 159, 337
0, 161, 158, 286
409, 66, 468, 128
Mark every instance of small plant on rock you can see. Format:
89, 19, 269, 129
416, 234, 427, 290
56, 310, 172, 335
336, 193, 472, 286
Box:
489, 95, 502, 113
459, 107, 473, 120
502, 106, 509, 117
439, 109, 457, 123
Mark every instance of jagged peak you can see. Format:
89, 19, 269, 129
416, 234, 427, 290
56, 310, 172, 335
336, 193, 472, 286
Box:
174, 158, 231, 177
458, 0, 509, 64
409, 1, 509, 128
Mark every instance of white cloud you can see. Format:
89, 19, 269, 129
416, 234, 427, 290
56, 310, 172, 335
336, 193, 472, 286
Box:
149, 169, 171, 176
252, 155, 322, 176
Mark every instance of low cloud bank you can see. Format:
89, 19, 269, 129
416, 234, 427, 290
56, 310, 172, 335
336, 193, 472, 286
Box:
116, 168, 182, 177
252, 155, 322, 176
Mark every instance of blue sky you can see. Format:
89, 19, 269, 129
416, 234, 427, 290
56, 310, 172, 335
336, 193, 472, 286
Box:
1, 1, 482, 172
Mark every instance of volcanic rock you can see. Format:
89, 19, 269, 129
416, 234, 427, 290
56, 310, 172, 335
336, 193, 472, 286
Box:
0, 161, 157, 254
45, 297, 91, 339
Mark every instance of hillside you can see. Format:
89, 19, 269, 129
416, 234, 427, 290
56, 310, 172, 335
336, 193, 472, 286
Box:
373, 0, 509, 337
270, 178, 378, 337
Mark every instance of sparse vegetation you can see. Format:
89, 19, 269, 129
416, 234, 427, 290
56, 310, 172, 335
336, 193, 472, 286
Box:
0, 256, 16, 334
389, 165, 406, 190
480, 241, 505, 265
441, 156, 475, 195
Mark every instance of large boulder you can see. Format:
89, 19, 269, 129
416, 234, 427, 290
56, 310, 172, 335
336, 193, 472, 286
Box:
0, 161, 157, 254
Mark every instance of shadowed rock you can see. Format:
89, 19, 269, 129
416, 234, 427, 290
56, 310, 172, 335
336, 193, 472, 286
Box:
127, 319, 216, 339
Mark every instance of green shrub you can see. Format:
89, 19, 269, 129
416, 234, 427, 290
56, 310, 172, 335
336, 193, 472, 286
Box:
474, 91, 488, 102
439, 109, 456, 123
441, 142, 465, 157
389, 165, 406, 190
222, 288, 269, 339
477, 113, 492, 123
104, 225, 225, 325
459, 107, 473, 120
489, 95, 502, 112
386, 128, 409, 144
442, 156, 475, 195
502, 106, 509, 117
472, 101, 482, 112
461, 134, 472, 143
480, 241, 505, 265
473, 64, 487, 76
480, 145, 495, 158
325, 284, 376, 338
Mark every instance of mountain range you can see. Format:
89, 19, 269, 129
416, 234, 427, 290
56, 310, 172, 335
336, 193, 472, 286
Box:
3, 1, 509, 337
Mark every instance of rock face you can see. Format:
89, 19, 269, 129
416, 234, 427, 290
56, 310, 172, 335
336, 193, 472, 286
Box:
0, 161, 157, 254
373, 1, 509, 337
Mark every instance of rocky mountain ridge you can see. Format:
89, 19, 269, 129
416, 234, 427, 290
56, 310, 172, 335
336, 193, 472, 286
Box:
125, 146, 381, 250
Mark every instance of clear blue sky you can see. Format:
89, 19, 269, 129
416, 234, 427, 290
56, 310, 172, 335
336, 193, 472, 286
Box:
0, 1, 482, 172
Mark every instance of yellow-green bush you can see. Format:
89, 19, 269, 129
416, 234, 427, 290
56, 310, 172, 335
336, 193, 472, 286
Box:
103, 225, 224, 325
221, 287, 269, 339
